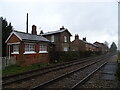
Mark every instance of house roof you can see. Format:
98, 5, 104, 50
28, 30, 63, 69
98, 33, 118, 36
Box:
41, 29, 72, 36
6, 30, 50, 43
94, 42, 106, 46
82, 40, 99, 48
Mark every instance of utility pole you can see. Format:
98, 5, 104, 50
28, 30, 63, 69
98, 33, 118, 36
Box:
26, 13, 28, 33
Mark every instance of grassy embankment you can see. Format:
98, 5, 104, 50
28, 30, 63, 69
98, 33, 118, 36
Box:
2, 63, 52, 76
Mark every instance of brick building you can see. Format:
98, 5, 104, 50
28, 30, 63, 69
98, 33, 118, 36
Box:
70, 34, 86, 51
5, 25, 52, 66
70, 35, 99, 52
41, 26, 72, 52
6, 24, 109, 66
94, 41, 109, 53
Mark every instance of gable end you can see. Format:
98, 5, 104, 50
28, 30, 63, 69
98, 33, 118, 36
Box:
5, 32, 22, 43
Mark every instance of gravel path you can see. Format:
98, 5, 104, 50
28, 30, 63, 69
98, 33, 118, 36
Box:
79, 68, 118, 88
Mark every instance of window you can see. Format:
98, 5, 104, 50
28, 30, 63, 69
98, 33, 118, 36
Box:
64, 36, 67, 42
64, 47, 68, 51
24, 44, 35, 54
51, 35, 54, 42
39, 44, 48, 53
12, 44, 19, 54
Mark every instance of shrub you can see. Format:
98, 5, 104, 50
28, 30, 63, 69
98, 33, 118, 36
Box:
50, 51, 102, 63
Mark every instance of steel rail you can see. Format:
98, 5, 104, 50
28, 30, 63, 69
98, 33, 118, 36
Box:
70, 62, 107, 89
28, 58, 107, 90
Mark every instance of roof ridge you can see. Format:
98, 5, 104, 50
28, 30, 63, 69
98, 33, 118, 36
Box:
44, 29, 65, 33
13, 30, 43, 36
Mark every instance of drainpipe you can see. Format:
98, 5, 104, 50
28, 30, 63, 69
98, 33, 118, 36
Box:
9, 45, 10, 59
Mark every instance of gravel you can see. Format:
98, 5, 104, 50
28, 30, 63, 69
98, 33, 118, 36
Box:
43, 59, 108, 88
78, 55, 119, 88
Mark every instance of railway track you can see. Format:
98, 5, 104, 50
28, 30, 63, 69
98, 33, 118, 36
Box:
3, 55, 103, 79
29, 56, 108, 89
2, 55, 106, 84
3, 56, 98, 85
3, 53, 112, 89
71, 62, 107, 89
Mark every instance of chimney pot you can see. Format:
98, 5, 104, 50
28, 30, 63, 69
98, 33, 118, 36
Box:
83, 37, 86, 41
75, 34, 79, 40
60, 26, 65, 30
40, 30, 44, 34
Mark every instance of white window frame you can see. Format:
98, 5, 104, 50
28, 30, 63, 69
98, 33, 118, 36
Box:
64, 36, 67, 42
11, 44, 19, 54
64, 47, 68, 52
24, 43, 36, 54
39, 44, 48, 53
51, 35, 55, 42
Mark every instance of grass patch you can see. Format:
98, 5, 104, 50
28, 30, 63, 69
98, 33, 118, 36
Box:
2, 63, 51, 76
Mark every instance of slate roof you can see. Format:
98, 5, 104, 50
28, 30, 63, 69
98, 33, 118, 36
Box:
82, 40, 99, 48
42, 29, 72, 36
6, 30, 50, 42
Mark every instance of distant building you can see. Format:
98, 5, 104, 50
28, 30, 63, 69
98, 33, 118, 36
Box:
70, 34, 86, 51
70, 35, 99, 52
94, 41, 109, 53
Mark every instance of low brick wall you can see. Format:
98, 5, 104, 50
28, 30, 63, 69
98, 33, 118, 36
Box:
18, 53, 50, 66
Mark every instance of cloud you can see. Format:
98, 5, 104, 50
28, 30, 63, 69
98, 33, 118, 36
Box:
1, 1, 118, 47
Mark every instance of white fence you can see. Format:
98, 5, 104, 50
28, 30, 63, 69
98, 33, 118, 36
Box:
2, 56, 16, 70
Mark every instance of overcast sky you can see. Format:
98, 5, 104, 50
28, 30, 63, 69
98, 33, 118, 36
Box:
0, 0, 118, 48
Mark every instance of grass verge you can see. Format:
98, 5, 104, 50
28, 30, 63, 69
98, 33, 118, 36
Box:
2, 63, 52, 76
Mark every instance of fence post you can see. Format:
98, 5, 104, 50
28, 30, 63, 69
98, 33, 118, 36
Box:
2, 57, 5, 70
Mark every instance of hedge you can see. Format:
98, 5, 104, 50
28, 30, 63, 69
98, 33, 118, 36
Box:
50, 51, 102, 62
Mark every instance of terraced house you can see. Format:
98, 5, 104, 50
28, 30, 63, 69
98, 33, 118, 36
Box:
70, 34, 86, 51
70, 34, 99, 52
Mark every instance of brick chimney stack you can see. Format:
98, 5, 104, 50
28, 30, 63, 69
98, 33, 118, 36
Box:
31, 25, 37, 35
40, 30, 44, 35
60, 26, 65, 30
75, 34, 79, 40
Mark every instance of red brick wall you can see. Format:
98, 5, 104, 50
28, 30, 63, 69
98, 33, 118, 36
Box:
43, 30, 71, 51
70, 38, 86, 51
22, 53, 50, 65
7, 34, 51, 66
7, 34, 21, 43
18, 42, 50, 66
